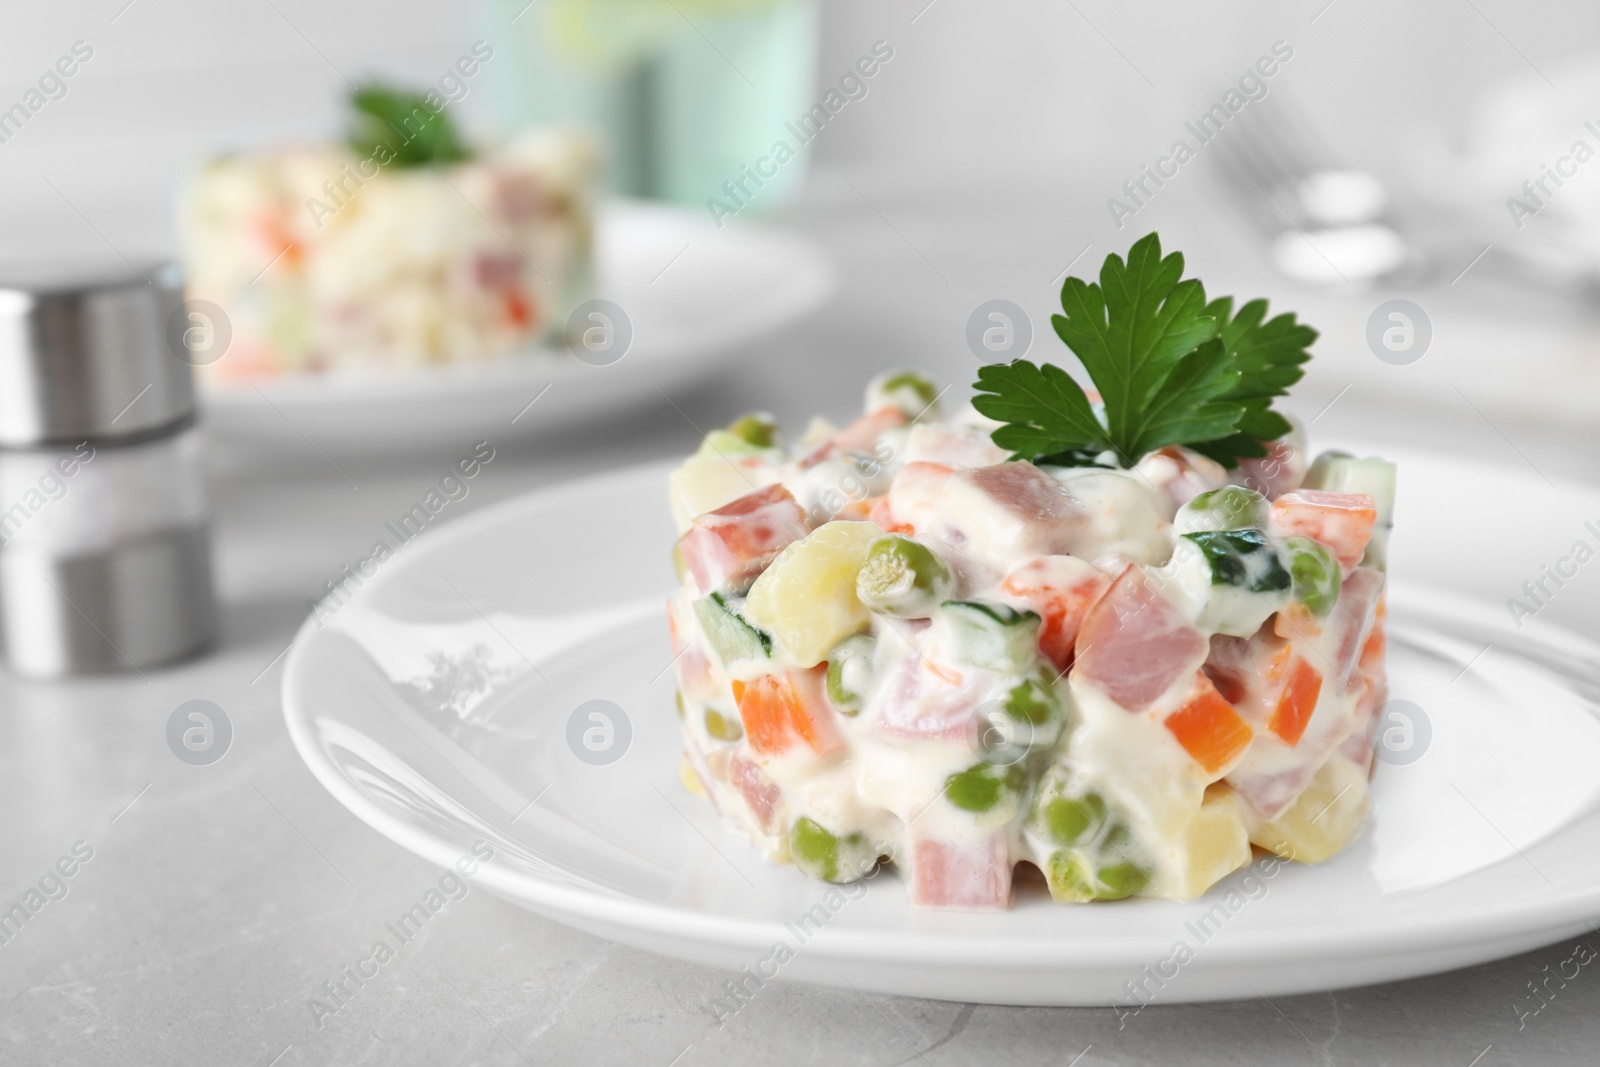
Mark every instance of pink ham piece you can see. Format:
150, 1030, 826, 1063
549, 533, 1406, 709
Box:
677, 483, 806, 595
934, 461, 1087, 565
1232, 438, 1306, 500
1270, 489, 1378, 569
908, 834, 1012, 909
1134, 446, 1230, 514
727, 753, 783, 835
902, 423, 1009, 470
798, 408, 908, 468
1073, 566, 1208, 712
1328, 567, 1386, 685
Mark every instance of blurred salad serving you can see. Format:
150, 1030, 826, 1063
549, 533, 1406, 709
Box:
180, 78, 597, 381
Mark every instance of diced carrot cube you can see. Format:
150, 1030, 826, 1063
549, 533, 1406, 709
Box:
1165, 674, 1254, 775
867, 495, 913, 535
1000, 556, 1111, 672
677, 483, 806, 594
733, 668, 842, 757
1267, 657, 1323, 747
887, 461, 953, 535
1270, 490, 1377, 569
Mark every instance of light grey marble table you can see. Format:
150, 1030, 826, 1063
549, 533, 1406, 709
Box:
5, 178, 1600, 1067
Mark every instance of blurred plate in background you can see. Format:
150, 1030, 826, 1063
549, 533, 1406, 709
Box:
200, 201, 834, 452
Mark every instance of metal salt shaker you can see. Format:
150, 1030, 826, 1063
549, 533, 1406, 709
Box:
0, 264, 215, 676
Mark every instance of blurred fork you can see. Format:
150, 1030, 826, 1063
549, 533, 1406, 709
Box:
1212, 93, 1422, 288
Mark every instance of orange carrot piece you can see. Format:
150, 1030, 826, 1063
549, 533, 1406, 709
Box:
1267, 657, 1323, 747
734, 669, 840, 756
1165, 675, 1254, 775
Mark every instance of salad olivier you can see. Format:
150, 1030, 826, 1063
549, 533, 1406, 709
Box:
667, 235, 1396, 908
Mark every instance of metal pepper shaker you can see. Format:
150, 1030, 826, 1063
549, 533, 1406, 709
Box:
0, 263, 215, 676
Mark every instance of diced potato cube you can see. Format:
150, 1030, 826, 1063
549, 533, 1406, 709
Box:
667, 452, 780, 533
744, 521, 881, 666
1249, 755, 1370, 863
1146, 788, 1253, 900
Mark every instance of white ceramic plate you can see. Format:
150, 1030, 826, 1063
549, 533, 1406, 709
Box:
202, 202, 834, 451
282, 449, 1600, 1006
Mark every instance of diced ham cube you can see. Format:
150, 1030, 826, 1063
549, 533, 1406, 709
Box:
1134, 446, 1230, 515
677, 483, 806, 595
799, 408, 907, 468
874, 640, 983, 740
732, 668, 843, 757
727, 753, 783, 834
999, 556, 1111, 672
934, 461, 1087, 566
1074, 567, 1208, 712
1232, 438, 1306, 500
887, 461, 952, 536
902, 423, 1009, 470
1270, 489, 1378, 569
1328, 568, 1385, 684
673, 643, 717, 704
908, 834, 1012, 909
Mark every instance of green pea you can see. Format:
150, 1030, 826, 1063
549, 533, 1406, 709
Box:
790, 817, 875, 884
704, 707, 743, 742
1286, 536, 1341, 616
1005, 675, 1059, 726
726, 412, 779, 448
1044, 850, 1098, 904
824, 634, 875, 715
1183, 485, 1269, 532
879, 371, 938, 407
1096, 861, 1151, 899
1041, 792, 1107, 846
856, 536, 953, 618
944, 763, 1026, 814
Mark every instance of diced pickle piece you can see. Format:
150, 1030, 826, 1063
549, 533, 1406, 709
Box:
704, 707, 744, 742
1174, 485, 1270, 534
856, 535, 954, 618
944, 762, 1027, 814
692, 593, 771, 668
790, 816, 878, 884
1285, 535, 1340, 616
942, 600, 1042, 673
745, 521, 881, 667
1161, 528, 1290, 638
1183, 529, 1291, 593
824, 634, 875, 716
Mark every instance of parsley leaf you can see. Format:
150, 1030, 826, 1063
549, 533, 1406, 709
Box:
348, 84, 471, 168
972, 233, 1315, 469
1188, 297, 1317, 467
